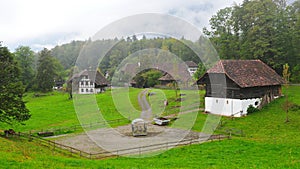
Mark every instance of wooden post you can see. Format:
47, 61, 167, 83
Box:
139, 147, 141, 157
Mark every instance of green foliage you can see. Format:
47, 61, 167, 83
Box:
35, 48, 63, 92
14, 46, 36, 91
247, 105, 260, 114
50, 37, 204, 80
291, 64, 300, 83
204, 0, 300, 81
0, 44, 31, 125
290, 103, 300, 112
1, 87, 300, 168
51, 40, 85, 69
193, 63, 206, 80
134, 69, 162, 88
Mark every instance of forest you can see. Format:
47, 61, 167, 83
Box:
2, 0, 300, 94
50, 0, 300, 83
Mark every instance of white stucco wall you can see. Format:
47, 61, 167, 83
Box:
205, 97, 261, 117
78, 79, 96, 94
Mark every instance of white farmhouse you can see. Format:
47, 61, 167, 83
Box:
68, 69, 109, 94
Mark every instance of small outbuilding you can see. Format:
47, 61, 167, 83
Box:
158, 73, 176, 86
197, 60, 284, 117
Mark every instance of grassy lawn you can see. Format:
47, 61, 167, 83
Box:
1, 86, 300, 168
147, 88, 205, 116
0, 88, 142, 132
1, 136, 299, 169
217, 86, 300, 145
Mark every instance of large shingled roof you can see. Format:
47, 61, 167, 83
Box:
204, 60, 284, 88
69, 69, 109, 86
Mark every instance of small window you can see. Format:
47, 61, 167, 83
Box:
81, 81, 84, 85
216, 100, 218, 103
81, 89, 84, 92
90, 82, 93, 85
255, 101, 259, 106
86, 81, 89, 85
86, 89, 88, 92
91, 89, 93, 92
226, 100, 229, 104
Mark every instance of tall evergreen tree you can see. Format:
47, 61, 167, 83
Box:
35, 48, 58, 92
14, 46, 35, 90
0, 43, 30, 124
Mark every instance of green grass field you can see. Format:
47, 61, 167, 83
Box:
0, 86, 300, 168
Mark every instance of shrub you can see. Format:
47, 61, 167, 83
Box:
290, 103, 300, 112
247, 105, 260, 114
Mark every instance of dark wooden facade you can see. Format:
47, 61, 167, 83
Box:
200, 73, 282, 100
197, 60, 284, 105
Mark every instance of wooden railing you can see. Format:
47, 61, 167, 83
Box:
29, 118, 130, 136
10, 132, 230, 159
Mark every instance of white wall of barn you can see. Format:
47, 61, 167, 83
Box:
205, 97, 261, 117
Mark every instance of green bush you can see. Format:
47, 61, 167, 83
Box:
290, 103, 300, 112
247, 105, 260, 114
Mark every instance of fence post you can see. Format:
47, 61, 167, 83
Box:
139, 147, 141, 157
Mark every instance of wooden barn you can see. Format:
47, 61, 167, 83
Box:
197, 60, 284, 117
158, 73, 176, 86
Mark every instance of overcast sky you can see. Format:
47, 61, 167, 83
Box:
0, 0, 265, 51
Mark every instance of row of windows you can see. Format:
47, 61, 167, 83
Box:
81, 88, 94, 93
80, 81, 94, 86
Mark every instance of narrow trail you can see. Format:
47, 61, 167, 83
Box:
138, 89, 152, 121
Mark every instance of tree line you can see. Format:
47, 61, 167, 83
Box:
1, 0, 300, 125
204, 0, 300, 82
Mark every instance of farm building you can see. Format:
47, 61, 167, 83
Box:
185, 61, 198, 76
120, 61, 197, 87
158, 73, 176, 86
197, 60, 284, 117
68, 69, 109, 94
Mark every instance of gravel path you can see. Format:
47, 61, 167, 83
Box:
138, 89, 152, 121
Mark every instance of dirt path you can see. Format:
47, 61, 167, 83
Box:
138, 89, 152, 121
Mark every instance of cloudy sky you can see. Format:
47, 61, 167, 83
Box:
1, 0, 287, 51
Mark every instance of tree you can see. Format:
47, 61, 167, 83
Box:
193, 63, 206, 80
35, 48, 61, 92
203, 0, 298, 72
282, 63, 291, 123
0, 44, 31, 124
14, 46, 35, 91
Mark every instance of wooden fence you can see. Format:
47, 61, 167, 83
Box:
11, 132, 230, 160
29, 118, 130, 136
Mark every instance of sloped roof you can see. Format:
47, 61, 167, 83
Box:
200, 60, 284, 88
69, 69, 109, 86
158, 73, 175, 81
185, 61, 198, 68
120, 61, 195, 82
